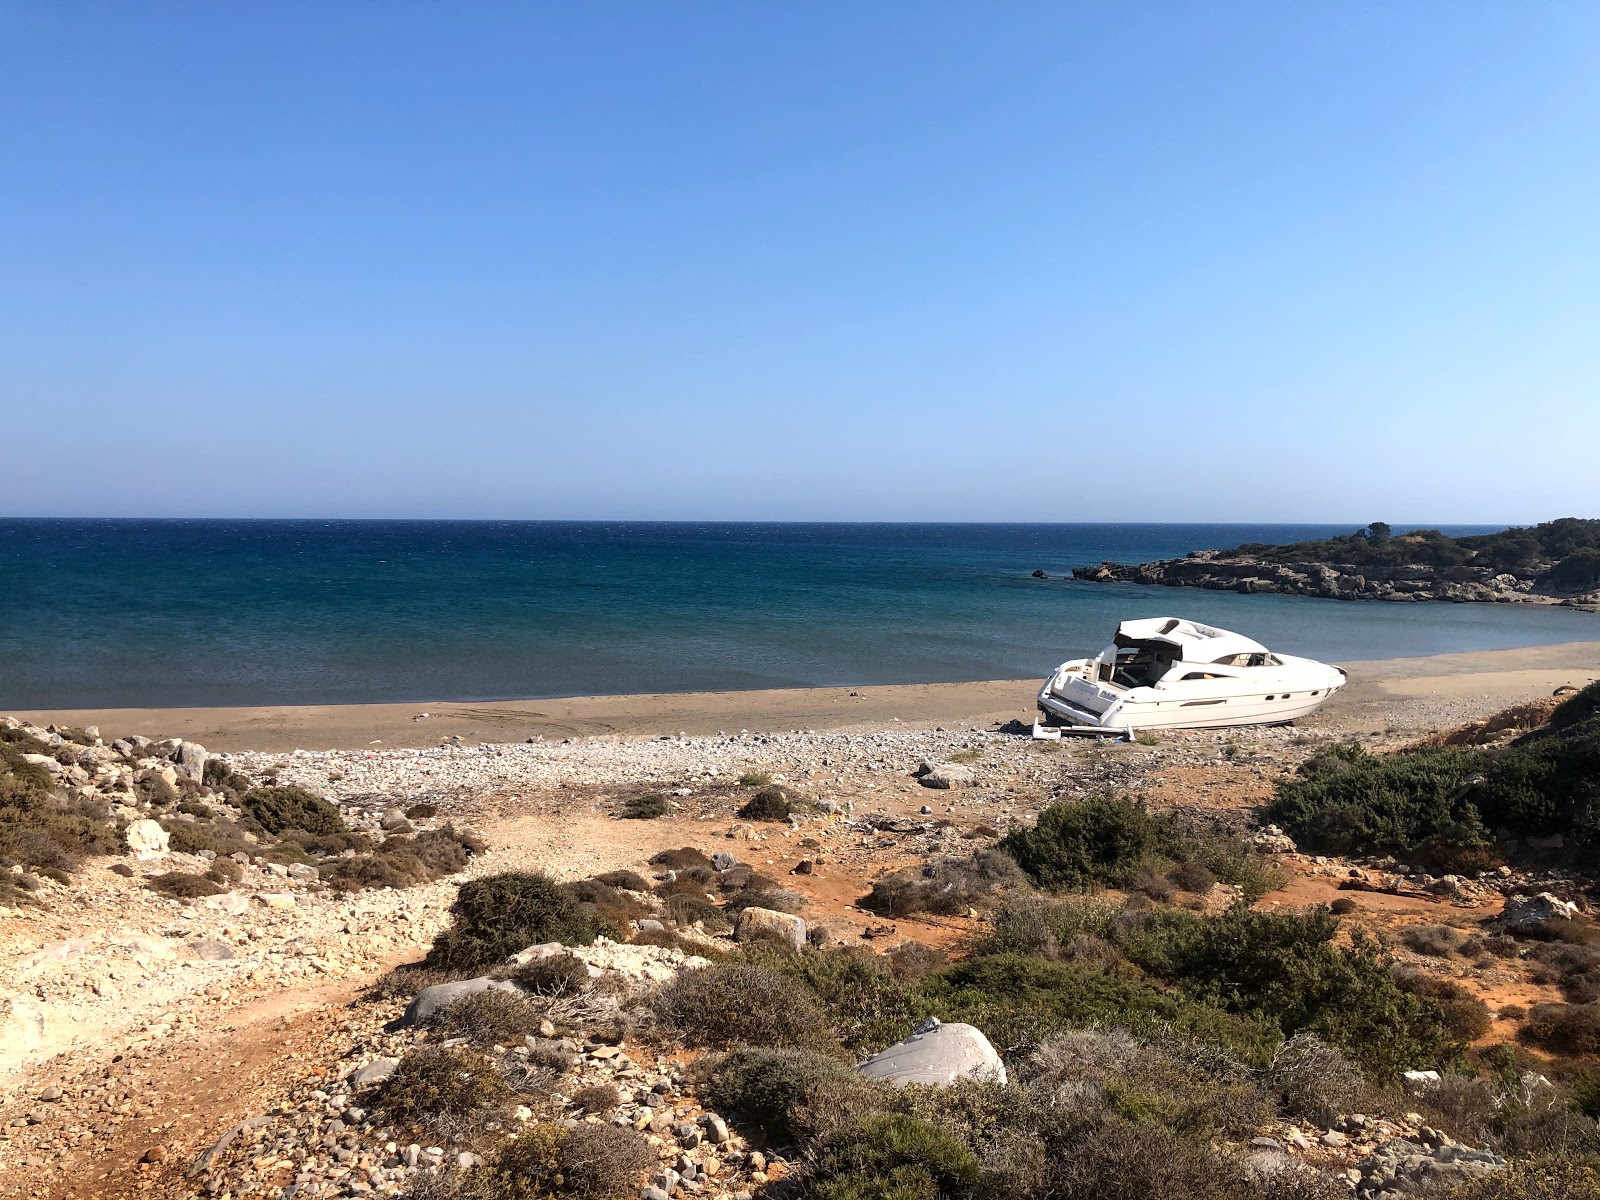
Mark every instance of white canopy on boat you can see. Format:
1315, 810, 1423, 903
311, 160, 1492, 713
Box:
1113, 617, 1270, 664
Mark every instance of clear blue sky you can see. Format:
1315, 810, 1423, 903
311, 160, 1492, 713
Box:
3, 3, 1597, 522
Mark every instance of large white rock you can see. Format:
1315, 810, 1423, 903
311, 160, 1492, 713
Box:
734, 906, 806, 952
857, 1018, 1007, 1087
0, 997, 49, 1074
916, 761, 976, 790
1496, 892, 1579, 931
125, 819, 170, 860
175, 741, 209, 782
20, 753, 61, 775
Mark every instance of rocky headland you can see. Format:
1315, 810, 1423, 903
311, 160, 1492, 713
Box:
1063, 519, 1600, 608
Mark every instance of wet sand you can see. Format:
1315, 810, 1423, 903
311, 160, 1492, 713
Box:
9, 641, 1598, 753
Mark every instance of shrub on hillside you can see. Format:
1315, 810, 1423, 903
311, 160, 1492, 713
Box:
998, 794, 1181, 890
503, 952, 592, 997
865, 850, 1026, 918
146, 870, 225, 898
1521, 1003, 1600, 1055
462, 1121, 653, 1200
653, 961, 833, 1050
738, 785, 792, 822
664, 893, 729, 932
1270, 681, 1600, 864
425, 872, 604, 973
594, 869, 650, 892
704, 1047, 883, 1144
429, 989, 548, 1047
1446, 1158, 1600, 1200
620, 793, 667, 820
368, 1046, 508, 1127
808, 1113, 980, 1200
1266, 1033, 1369, 1121
240, 785, 347, 836
649, 847, 712, 871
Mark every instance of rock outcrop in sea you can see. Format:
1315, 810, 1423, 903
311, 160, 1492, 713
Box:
1068, 550, 1599, 606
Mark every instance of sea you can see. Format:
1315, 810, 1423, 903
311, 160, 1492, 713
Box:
1, 520, 1594, 710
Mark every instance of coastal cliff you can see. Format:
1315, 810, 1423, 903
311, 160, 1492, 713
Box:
1066, 520, 1600, 608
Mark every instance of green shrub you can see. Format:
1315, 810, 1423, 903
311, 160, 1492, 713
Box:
321, 853, 433, 891
653, 961, 834, 1050
368, 1045, 509, 1126
425, 872, 604, 973
809, 1113, 980, 1200
1270, 681, 1600, 865
738, 785, 792, 821
0, 777, 123, 877
240, 785, 347, 836
922, 952, 1275, 1063
865, 851, 1026, 918
738, 771, 773, 787
751, 945, 931, 1053
1110, 905, 1457, 1080
620, 793, 668, 820
704, 1047, 882, 1144
1404, 925, 1469, 957
998, 794, 1180, 890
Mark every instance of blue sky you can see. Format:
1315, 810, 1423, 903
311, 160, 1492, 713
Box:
3, 2, 1597, 522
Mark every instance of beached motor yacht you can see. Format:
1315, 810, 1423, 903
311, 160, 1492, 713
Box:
1033, 617, 1346, 737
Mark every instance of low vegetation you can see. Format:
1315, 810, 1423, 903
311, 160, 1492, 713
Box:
425, 872, 606, 973
1270, 681, 1600, 869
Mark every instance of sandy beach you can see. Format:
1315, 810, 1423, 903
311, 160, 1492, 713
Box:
12, 640, 1600, 752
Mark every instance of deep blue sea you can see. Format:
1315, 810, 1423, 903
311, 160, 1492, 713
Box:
1, 520, 1594, 709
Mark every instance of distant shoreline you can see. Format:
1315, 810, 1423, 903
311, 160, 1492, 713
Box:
9, 641, 1598, 753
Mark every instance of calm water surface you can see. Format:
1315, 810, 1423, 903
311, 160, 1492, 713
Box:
1, 520, 1594, 708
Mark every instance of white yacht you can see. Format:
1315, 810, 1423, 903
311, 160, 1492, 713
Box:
1034, 617, 1346, 737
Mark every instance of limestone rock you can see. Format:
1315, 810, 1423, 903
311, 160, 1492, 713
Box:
126, 818, 170, 860
734, 906, 806, 953
858, 1018, 1006, 1087
916, 761, 976, 789
1495, 892, 1578, 931
350, 1057, 400, 1088
175, 741, 208, 782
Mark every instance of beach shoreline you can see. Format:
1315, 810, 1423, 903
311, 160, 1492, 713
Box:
10, 640, 1599, 752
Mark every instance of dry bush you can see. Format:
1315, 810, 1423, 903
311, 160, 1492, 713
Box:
653, 962, 833, 1050
1330, 897, 1358, 915
563, 877, 653, 927
620, 794, 667, 820
504, 953, 592, 997
1267, 1033, 1369, 1121
429, 989, 547, 1047
593, 870, 650, 892
885, 941, 948, 981
1169, 861, 1216, 895
722, 886, 802, 915
649, 846, 712, 871
1130, 867, 1175, 903
556, 1123, 654, 1200
425, 872, 604, 973
406, 803, 439, 819
1522, 1003, 1600, 1055
206, 857, 243, 884
322, 853, 433, 891
146, 870, 225, 898
368, 1046, 509, 1127
1444, 1159, 1600, 1199
1404, 925, 1470, 957
569, 1083, 620, 1113
705, 1047, 882, 1145
664, 893, 729, 932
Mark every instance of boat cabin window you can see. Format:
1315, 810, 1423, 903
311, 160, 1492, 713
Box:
1211, 652, 1281, 667
1108, 644, 1176, 688
1182, 671, 1225, 681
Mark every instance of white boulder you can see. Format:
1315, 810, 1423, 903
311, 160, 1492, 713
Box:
858, 1018, 1007, 1087
125, 819, 170, 860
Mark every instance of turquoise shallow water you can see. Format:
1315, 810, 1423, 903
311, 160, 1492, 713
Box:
0, 520, 1594, 709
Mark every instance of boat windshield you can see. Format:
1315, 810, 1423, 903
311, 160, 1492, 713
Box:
1099, 642, 1177, 688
